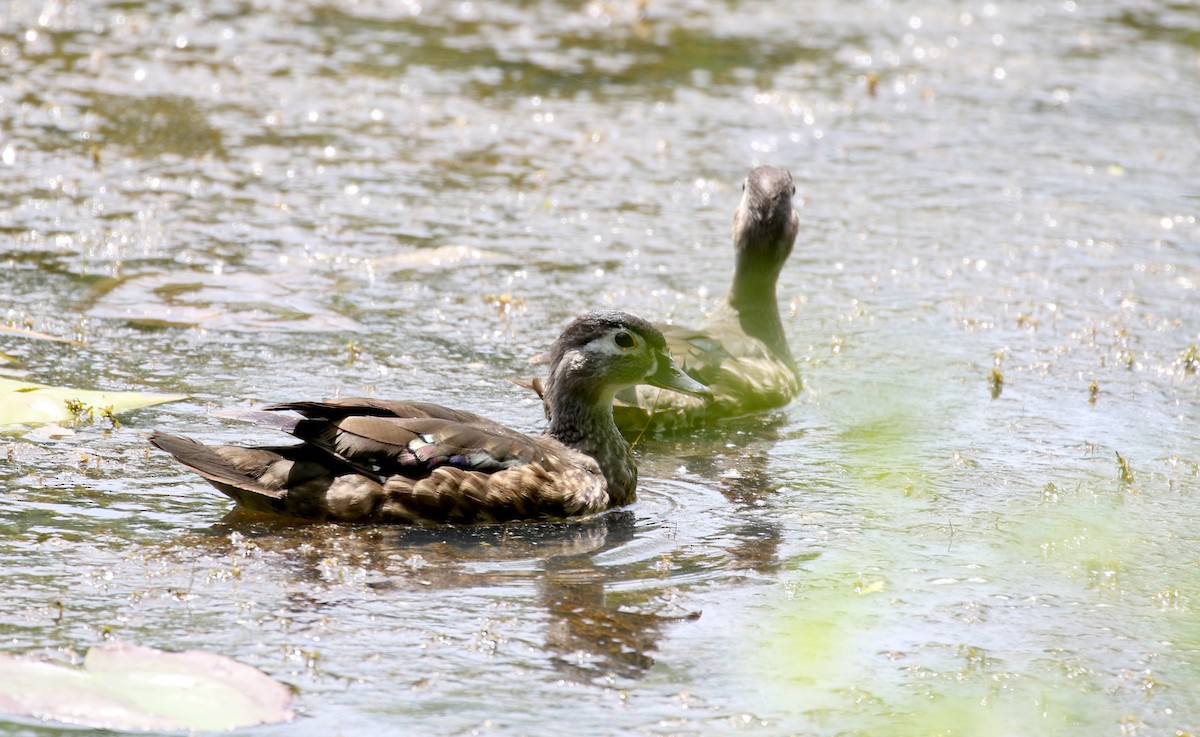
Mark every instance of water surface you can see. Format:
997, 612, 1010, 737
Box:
2, 0, 1199, 734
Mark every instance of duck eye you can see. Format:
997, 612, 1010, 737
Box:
614, 331, 635, 349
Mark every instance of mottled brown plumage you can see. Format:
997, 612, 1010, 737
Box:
149, 311, 711, 524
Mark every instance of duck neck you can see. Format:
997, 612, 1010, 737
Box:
544, 379, 637, 507
728, 262, 794, 368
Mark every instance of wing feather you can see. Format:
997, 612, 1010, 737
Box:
158, 398, 611, 523
253, 400, 548, 480
612, 321, 799, 431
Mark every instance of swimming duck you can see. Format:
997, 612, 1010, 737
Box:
522, 167, 801, 434
149, 311, 711, 524
614, 165, 801, 433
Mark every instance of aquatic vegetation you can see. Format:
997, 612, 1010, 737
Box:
1115, 452, 1135, 486
345, 340, 362, 365
0, 643, 292, 731
0, 377, 183, 427
0, 324, 77, 345
1179, 343, 1199, 375
988, 366, 1004, 399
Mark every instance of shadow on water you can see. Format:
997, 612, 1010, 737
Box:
199, 508, 703, 683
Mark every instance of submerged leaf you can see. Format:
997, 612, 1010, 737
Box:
0, 643, 293, 731
0, 324, 78, 344
0, 377, 184, 426
375, 244, 507, 271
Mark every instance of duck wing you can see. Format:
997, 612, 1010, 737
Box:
265, 397, 506, 427
660, 325, 736, 386
154, 398, 607, 523
259, 399, 549, 478
612, 322, 799, 433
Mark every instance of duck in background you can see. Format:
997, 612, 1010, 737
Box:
524, 166, 801, 436
149, 311, 711, 524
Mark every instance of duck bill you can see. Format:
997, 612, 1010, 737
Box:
648, 352, 713, 401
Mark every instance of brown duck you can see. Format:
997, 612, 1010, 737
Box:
149, 311, 711, 524
524, 167, 801, 434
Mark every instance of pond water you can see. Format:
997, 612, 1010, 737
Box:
2, 0, 1199, 734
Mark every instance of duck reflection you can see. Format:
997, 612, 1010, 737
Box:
637, 417, 791, 577
540, 552, 699, 682
206, 508, 694, 681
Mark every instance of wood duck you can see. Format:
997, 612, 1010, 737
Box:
149, 311, 711, 524
522, 167, 801, 434
614, 165, 801, 433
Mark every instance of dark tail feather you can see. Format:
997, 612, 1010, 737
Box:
147, 432, 288, 509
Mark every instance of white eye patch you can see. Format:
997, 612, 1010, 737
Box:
585, 330, 640, 357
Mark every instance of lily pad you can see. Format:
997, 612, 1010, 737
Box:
0, 643, 293, 731
0, 377, 184, 426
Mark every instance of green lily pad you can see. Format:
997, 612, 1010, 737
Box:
0, 643, 293, 731
0, 377, 184, 426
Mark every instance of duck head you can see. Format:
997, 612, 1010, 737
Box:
543, 310, 712, 419
730, 166, 800, 301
